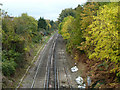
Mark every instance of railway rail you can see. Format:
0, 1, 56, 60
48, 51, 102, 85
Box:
58, 49, 73, 89
30, 34, 55, 88
19, 33, 73, 89
44, 34, 59, 89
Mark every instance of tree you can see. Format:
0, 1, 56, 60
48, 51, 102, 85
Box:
58, 16, 74, 40
83, 2, 120, 77
38, 17, 47, 30
45, 19, 51, 35
13, 13, 38, 34
58, 2, 120, 86
50, 20, 54, 26
58, 8, 76, 23
2, 13, 41, 77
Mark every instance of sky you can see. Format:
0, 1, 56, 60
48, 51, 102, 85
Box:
0, 0, 87, 21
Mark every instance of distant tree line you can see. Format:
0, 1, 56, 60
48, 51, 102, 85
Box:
38, 17, 58, 35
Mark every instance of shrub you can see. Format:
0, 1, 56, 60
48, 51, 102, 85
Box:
2, 61, 17, 76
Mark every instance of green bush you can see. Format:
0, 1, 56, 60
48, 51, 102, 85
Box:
32, 32, 42, 43
2, 13, 44, 78
2, 50, 22, 65
2, 61, 17, 76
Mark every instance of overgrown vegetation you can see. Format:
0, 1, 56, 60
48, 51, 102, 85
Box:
58, 2, 119, 87
1, 12, 57, 78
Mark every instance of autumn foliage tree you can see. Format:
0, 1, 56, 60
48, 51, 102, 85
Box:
2, 13, 42, 76
83, 3, 119, 77
58, 2, 120, 85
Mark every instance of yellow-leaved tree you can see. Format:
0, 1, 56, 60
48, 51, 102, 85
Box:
84, 3, 120, 77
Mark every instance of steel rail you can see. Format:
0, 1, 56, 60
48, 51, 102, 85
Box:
31, 34, 55, 88
44, 33, 59, 89
61, 46, 73, 89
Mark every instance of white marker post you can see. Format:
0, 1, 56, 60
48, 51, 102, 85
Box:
87, 76, 91, 88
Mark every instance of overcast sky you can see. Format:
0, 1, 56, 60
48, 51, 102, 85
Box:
0, 0, 87, 21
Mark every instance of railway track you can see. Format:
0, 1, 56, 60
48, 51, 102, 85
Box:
30, 33, 59, 89
58, 49, 73, 89
44, 34, 72, 89
30, 33, 57, 88
44, 34, 59, 89
55, 35, 73, 89
20, 33, 73, 89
